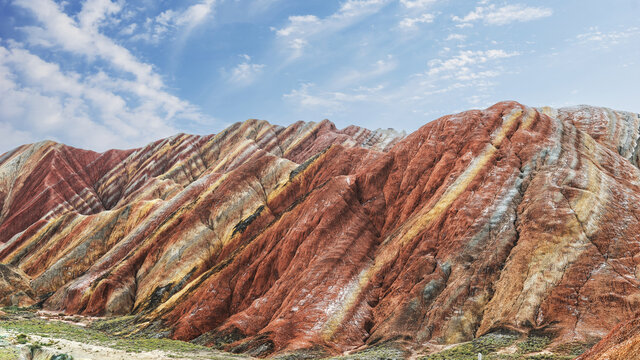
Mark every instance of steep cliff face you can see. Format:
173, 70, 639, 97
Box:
0, 102, 639, 357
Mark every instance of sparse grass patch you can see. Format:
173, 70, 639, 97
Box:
421, 332, 519, 360
0, 317, 247, 358
90, 315, 139, 336
523, 355, 574, 360
15, 333, 29, 344
1, 306, 33, 313
0, 318, 111, 343
551, 341, 594, 356
0, 347, 18, 360
266, 346, 327, 360
517, 335, 551, 354
112, 337, 218, 353
328, 343, 407, 359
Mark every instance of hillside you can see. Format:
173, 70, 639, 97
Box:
1, 101, 639, 358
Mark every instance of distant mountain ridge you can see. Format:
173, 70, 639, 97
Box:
0, 102, 639, 358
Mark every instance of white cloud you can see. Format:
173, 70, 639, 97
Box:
226, 55, 265, 86
334, 57, 397, 88
119, 23, 137, 36
445, 33, 466, 41
574, 26, 640, 49
283, 83, 342, 111
0, 43, 208, 150
0, 45, 135, 150
427, 49, 519, 79
282, 45, 519, 118
283, 82, 385, 114
455, 22, 473, 29
1, 0, 211, 152
132, 0, 217, 43
398, 13, 435, 29
77, 0, 122, 30
159, 0, 216, 29
275, 15, 320, 37
274, 0, 390, 59
16, 0, 163, 88
453, 4, 552, 26
399, 0, 437, 9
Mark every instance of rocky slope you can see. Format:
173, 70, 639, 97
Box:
1, 102, 639, 358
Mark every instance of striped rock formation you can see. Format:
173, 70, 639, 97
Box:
577, 316, 640, 360
1, 102, 639, 357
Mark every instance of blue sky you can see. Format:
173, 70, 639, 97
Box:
0, 0, 638, 153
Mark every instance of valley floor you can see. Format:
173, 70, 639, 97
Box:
0, 307, 249, 360
0, 307, 592, 359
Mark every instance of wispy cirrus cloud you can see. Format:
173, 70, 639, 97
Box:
445, 33, 466, 41
336, 56, 397, 87
282, 46, 519, 118
453, 3, 552, 26
273, 0, 390, 60
283, 55, 396, 113
132, 0, 217, 43
399, 0, 438, 9
573, 26, 640, 49
225, 54, 266, 87
398, 13, 435, 29
283, 82, 386, 115
427, 49, 518, 80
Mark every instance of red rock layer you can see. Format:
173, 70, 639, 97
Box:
577, 315, 640, 360
1, 103, 639, 357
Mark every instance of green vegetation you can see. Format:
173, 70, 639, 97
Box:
327, 343, 407, 359
551, 341, 595, 356
421, 332, 519, 360
419, 331, 586, 360
521, 355, 574, 360
273, 349, 327, 360
0, 318, 111, 343
2, 305, 32, 312
0, 317, 235, 353
0, 348, 17, 360
517, 335, 551, 354
90, 315, 139, 336
50, 354, 74, 360
0, 308, 249, 359
16, 333, 29, 344
0, 307, 594, 360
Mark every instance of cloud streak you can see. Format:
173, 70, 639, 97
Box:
274, 0, 390, 59
453, 4, 552, 26
398, 13, 435, 29
136, 0, 217, 43
226, 55, 266, 86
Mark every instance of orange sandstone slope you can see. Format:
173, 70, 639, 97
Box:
1, 102, 640, 357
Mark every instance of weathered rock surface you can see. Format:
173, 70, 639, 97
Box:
578, 316, 640, 360
0, 264, 35, 306
1, 103, 639, 357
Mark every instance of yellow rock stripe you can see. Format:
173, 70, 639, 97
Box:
322, 107, 526, 340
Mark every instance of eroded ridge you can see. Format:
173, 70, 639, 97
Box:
0, 102, 639, 358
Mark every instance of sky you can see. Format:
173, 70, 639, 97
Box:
0, 0, 638, 153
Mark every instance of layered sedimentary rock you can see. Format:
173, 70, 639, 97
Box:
1, 102, 639, 357
0, 264, 35, 306
578, 316, 640, 360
